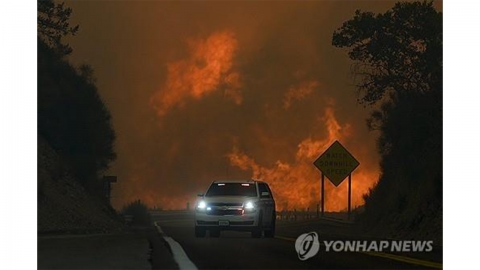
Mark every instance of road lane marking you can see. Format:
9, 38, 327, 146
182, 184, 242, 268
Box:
154, 222, 198, 270
154, 221, 165, 235
275, 235, 442, 269
163, 236, 198, 270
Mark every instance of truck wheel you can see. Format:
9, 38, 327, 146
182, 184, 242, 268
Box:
251, 229, 262, 238
195, 226, 206, 237
251, 212, 263, 238
210, 229, 221, 237
264, 213, 276, 238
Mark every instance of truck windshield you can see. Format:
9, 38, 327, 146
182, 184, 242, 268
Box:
206, 183, 257, 197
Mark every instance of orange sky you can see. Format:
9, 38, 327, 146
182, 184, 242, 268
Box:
65, 0, 441, 211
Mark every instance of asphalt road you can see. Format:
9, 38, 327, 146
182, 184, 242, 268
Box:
152, 211, 442, 270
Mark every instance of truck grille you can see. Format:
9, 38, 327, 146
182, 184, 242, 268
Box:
208, 202, 243, 207
208, 209, 243, 216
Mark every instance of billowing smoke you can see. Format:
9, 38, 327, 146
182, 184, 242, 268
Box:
283, 80, 319, 109
64, 1, 396, 211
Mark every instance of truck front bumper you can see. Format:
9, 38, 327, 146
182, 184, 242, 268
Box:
194, 212, 258, 230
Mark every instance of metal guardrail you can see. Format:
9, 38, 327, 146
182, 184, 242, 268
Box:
276, 210, 318, 221
276, 209, 353, 223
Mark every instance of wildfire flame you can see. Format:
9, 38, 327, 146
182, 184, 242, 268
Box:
150, 31, 241, 117
227, 107, 379, 211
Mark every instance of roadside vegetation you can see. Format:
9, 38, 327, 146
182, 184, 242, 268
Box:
332, 1, 442, 242
120, 200, 153, 226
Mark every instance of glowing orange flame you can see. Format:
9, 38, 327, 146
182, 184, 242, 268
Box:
150, 31, 241, 117
227, 107, 378, 211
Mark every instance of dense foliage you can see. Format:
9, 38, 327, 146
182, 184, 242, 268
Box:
38, 0, 79, 55
333, 1, 442, 237
120, 200, 152, 226
38, 0, 116, 196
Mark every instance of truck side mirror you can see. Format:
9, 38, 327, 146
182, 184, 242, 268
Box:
197, 193, 204, 197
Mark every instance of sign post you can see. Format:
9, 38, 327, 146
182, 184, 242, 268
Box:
103, 175, 117, 203
313, 141, 359, 219
321, 173, 325, 216
348, 174, 352, 219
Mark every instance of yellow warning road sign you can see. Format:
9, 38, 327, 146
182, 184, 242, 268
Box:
313, 140, 359, 186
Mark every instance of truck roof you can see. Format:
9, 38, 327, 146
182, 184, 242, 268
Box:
212, 179, 266, 184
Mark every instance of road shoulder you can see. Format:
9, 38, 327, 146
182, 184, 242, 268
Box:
38, 230, 155, 269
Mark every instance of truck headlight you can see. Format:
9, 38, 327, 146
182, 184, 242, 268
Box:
197, 200, 206, 210
244, 201, 255, 210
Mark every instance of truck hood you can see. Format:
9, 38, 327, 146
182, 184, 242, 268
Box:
202, 196, 256, 204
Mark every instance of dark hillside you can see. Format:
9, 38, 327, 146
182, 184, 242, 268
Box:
38, 136, 122, 233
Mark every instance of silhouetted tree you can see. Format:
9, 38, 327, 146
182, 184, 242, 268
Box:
38, 0, 79, 55
333, 1, 442, 106
332, 1, 442, 238
38, 1, 116, 196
